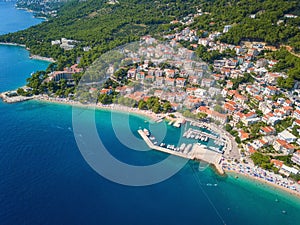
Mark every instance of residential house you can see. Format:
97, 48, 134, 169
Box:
233, 111, 244, 123
145, 75, 155, 82
127, 91, 145, 102
100, 88, 113, 95
293, 110, 300, 120
186, 87, 198, 96
136, 72, 145, 80
292, 150, 300, 166
226, 81, 233, 89
176, 78, 186, 87
234, 93, 248, 106
155, 69, 164, 77
184, 96, 202, 109
279, 165, 299, 177
283, 99, 293, 107
256, 58, 268, 68
260, 126, 276, 136
273, 139, 295, 155
220, 68, 231, 77
164, 69, 176, 78
241, 112, 259, 126
201, 78, 215, 87
115, 86, 134, 95
198, 106, 228, 124
175, 92, 187, 102
154, 90, 163, 98
163, 77, 174, 86
263, 86, 278, 96
278, 130, 297, 143
154, 77, 164, 87
188, 75, 200, 85
239, 130, 250, 141
293, 119, 300, 128
65, 64, 83, 73
266, 73, 283, 84
271, 159, 283, 169
212, 73, 225, 80
127, 68, 136, 79
224, 101, 237, 113
207, 109, 228, 124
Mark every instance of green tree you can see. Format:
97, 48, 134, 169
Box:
138, 100, 147, 110
162, 101, 172, 113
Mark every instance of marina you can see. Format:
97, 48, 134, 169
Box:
138, 128, 224, 174
137, 129, 194, 160
183, 127, 225, 153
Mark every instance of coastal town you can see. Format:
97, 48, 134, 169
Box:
1, 7, 300, 197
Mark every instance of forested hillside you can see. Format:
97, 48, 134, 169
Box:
1, 0, 300, 69
16, 0, 65, 16
0, 0, 199, 68
191, 0, 300, 51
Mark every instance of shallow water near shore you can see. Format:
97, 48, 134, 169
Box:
1, 2, 300, 225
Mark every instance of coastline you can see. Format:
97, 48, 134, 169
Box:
0, 42, 26, 48
29, 54, 56, 63
0, 43, 55, 63
15, 7, 48, 21
2, 93, 300, 200
34, 96, 163, 122
225, 169, 300, 200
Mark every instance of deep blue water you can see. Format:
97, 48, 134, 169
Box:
0, 1, 44, 35
1, 2, 300, 225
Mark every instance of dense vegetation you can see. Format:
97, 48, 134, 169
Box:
267, 49, 300, 89
195, 45, 236, 63
1, 0, 199, 69
192, 0, 300, 51
250, 152, 273, 170
1, 0, 299, 72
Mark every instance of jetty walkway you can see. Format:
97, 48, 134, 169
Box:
138, 129, 224, 174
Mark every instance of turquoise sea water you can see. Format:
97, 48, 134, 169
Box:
1, 2, 300, 225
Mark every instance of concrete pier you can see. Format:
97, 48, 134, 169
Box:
138, 130, 193, 159
192, 144, 224, 174
138, 129, 224, 174
0, 91, 33, 103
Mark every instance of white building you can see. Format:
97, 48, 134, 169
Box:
292, 150, 300, 166
278, 130, 297, 143
279, 165, 299, 176
223, 25, 232, 33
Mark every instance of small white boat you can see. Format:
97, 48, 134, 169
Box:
143, 128, 150, 136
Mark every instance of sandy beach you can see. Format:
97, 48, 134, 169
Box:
224, 168, 300, 200
34, 95, 164, 122
3, 93, 300, 200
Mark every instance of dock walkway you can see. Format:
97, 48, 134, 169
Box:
138, 130, 193, 159
138, 129, 224, 174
